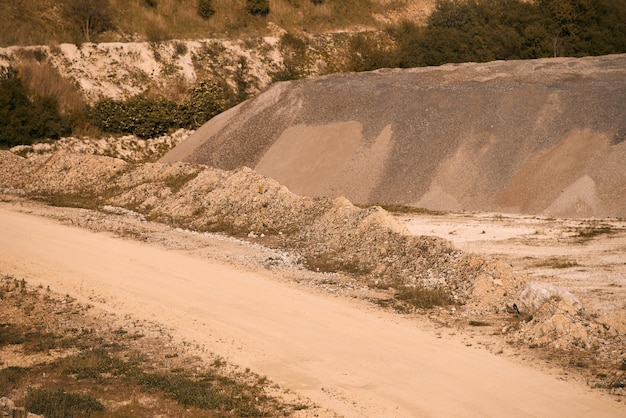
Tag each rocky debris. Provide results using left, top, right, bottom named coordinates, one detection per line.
left=10, top=129, right=189, bottom=163
left=0, top=149, right=521, bottom=308
left=516, top=281, right=583, bottom=314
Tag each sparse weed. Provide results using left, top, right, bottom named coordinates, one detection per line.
left=361, top=204, right=446, bottom=216
left=394, top=285, right=456, bottom=309
left=574, top=224, right=617, bottom=242
left=163, top=171, right=199, bottom=193
left=23, top=388, right=105, bottom=417
left=532, top=257, right=579, bottom=269
left=304, top=253, right=372, bottom=275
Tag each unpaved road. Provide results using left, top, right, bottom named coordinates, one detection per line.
left=1, top=206, right=624, bottom=417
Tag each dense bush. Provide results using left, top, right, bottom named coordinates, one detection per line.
left=0, top=70, right=70, bottom=148
left=197, top=0, right=216, bottom=20
left=270, top=33, right=309, bottom=81
left=89, top=80, right=232, bottom=138
left=349, top=0, right=626, bottom=71
left=247, top=0, right=270, bottom=17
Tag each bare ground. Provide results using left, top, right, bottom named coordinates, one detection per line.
left=0, top=195, right=625, bottom=417
left=0, top=140, right=625, bottom=416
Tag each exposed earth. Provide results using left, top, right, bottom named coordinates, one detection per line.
left=1, top=196, right=625, bottom=417
left=1, top=133, right=625, bottom=416
left=1, top=54, right=626, bottom=416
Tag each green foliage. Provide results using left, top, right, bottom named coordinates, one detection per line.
left=90, top=94, right=179, bottom=138
left=25, top=388, right=105, bottom=417
left=197, top=0, right=216, bottom=20
left=346, top=32, right=395, bottom=72
left=247, top=0, right=270, bottom=17
left=0, top=71, right=70, bottom=148
left=89, top=80, right=232, bottom=138
left=133, top=371, right=267, bottom=415
left=350, top=0, right=626, bottom=70
left=0, top=366, right=28, bottom=395
left=179, top=80, right=231, bottom=128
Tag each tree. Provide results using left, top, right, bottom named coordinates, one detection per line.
left=64, top=0, right=113, bottom=42
left=198, top=0, right=215, bottom=20
left=246, top=0, right=270, bottom=17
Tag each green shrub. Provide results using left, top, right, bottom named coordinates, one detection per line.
left=0, top=366, right=28, bottom=395
left=63, top=0, right=114, bottom=42
left=178, top=80, right=230, bottom=129
left=0, top=70, right=70, bottom=148
left=198, top=0, right=216, bottom=20
left=247, top=0, right=270, bottom=16
left=89, top=80, right=232, bottom=138
left=395, top=285, right=456, bottom=309
left=271, top=32, right=309, bottom=81
left=90, top=93, right=179, bottom=138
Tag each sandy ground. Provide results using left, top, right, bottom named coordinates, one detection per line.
left=1, top=203, right=624, bottom=417
left=399, top=212, right=626, bottom=314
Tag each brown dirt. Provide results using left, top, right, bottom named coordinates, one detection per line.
left=1, top=199, right=624, bottom=417
left=1, top=141, right=625, bottom=415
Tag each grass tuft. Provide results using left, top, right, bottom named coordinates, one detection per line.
left=395, top=285, right=456, bottom=309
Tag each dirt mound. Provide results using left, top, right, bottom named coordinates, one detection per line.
left=161, top=54, right=626, bottom=218
left=0, top=150, right=522, bottom=307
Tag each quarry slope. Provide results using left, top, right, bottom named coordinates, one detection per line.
left=161, top=54, right=626, bottom=218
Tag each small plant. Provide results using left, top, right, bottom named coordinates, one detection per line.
left=575, top=224, right=617, bottom=241
left=468, top=320, right=491, bottom=327
left=532, top=257, right=579, bottom=269
left=0, top=366, right=28, bottom=395
left=198, top=0, right=216, bottom=20
left=173, top=41, right=188, bottom=57
left=164, top=171, right=200, bottom=193
left=247, top=0, right=270, bottom=16
left=395, top=285, right=456, bottom=309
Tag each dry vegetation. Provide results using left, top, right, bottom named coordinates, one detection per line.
left=0, top=0, right=425, bottom=47
left=0, top=275, right=317, bottom=417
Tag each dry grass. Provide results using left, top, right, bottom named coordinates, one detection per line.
left=13, top=49, right=86, bottom=113
left=532, top=257, right=579, bottom=269
left=0, top=275, right=304, bottom=417
left=0, top=0, right=393, bottom=46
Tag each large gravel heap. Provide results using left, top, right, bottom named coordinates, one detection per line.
left=162, top=54, right=626, bottom=218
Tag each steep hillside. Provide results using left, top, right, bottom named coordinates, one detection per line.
left=161, top=54, right=626, bottom=218
left=0, top=0, right=431, bottom=47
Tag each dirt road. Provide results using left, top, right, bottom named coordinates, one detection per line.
left=1, top=206, right=623, bottom=417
